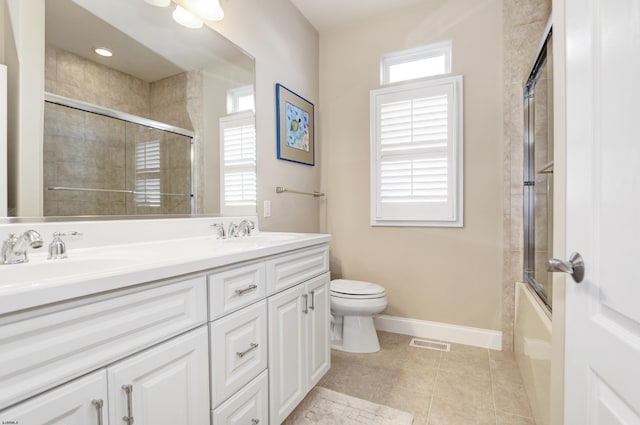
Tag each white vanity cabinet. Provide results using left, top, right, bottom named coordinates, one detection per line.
left=268, top=272, right=331, bottom=425
left=208, top=244, right=330, bottom=425
left=0, top=227, right=331, bottom=425
left=0, top=326, right=209, bottom=425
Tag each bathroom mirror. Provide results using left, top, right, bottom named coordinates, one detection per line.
left=8, top=0, right=256, bottom=218
left=523, top=26, right=553, bottom=310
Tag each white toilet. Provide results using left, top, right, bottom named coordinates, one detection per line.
left=330, top=279, right=388, bottom=353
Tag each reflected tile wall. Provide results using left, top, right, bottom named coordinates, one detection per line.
left=46, top=45, right=150, bottom=118
left=44, top=45, right=196, bottom=216
left=502, top=0, right=551, bottom=351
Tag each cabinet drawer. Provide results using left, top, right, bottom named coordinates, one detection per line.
left=0, top=276, right=206, bottom=410
left=266, top=244, right=329, bottom=295
left=212, top=370, right=268, bottom=425
left=210, top=300, right=268, bottom=407
left=208, top=262, right=266, bottom=320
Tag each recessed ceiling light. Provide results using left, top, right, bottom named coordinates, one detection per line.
left=94, top=47, right=113, bottom=57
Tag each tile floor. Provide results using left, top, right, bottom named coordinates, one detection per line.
left=317, top=332, right=535, bottom=425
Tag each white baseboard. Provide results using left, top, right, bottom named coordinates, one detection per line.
left=373, top=314, right=503, bottom=351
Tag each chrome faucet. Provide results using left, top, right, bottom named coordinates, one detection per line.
left=1, top=230, right=44, bottom=264
left=211, top=223, right=226, bottom=239
left=227, top=222, right=240, bottom=238
left=237, top=219, right=255, bottom=237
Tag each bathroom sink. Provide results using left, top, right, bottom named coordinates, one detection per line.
left=0, top=255, right=141, bottom=286
left=220, top=232, right=309, bottom=247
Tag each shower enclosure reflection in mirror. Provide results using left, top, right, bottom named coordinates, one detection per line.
left=523, top=22, right=554, bottom=311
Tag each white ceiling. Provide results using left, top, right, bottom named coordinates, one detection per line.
left=290, top=0, right=426, bottom=32
left=46, top=0, right=243, bottom=82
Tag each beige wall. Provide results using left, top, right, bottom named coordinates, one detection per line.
left=209, top=0, right=320, bottom=232
left=319, top=0, right=503, bottom=331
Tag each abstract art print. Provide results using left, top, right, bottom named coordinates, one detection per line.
left=276, top=83, right=314, bottom=165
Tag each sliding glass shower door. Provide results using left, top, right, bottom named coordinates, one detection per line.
left=43, top=101, right=193, bottom=216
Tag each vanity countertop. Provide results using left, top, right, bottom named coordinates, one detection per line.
left=0, top=229, right=331, bottom=316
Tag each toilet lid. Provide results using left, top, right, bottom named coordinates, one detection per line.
left=330, top=279, right=385, bottom=296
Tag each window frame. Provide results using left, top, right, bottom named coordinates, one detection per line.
left=380, top=41, right=452, bottom=86
left=370, top=75, right=464, bottom=227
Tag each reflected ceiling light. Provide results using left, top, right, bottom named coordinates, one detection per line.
left=191, top=0, right=224, bottom=21
left=144, top=0, right=171, bottom=6
left=94, top=47, right=113, bottom=57
left=172, top=5, right=203, bottom=28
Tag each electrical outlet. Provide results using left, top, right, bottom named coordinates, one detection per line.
left=263, top=200, right=271, bottom=217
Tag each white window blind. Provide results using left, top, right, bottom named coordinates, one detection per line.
left=220, top=112, right=256, bottom=214
left=370, top=75, right=463, bottom=226
left=135, top=141, right=161, bottom=207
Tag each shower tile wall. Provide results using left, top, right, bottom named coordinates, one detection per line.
left=44, top=46, right=197, bottom=216
left=502, top=0, right=551, bottom=350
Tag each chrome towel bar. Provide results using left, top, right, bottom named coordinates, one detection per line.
left=275, top=186, right=324, bottom=197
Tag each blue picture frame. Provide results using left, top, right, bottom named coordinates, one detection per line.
left=276, top=83, right=315, bottom=166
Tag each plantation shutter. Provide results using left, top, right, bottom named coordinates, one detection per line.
left=220, top=112, right=256, bottom=214
left=135, top=141, right=161, bottom=207
left=370, top=76, right=463, bottom=226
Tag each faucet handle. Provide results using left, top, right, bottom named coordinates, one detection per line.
left=228, top=223, right=239, bottom=238
left=211, top=223, right=226, bottom=239
left=48, top=232, right=67, bottom=260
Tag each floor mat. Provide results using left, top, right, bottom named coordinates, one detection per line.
left=283, top=386, right=414, bottom=425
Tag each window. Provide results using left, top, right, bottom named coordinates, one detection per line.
left=220, top=112, right=256, bottom=214
left=135, top=141, right=161, bottom=207
left=227, top=85, right=255, bottom=114
left=370, top=75, right=463, bottom=227
left=381, top=41, right=451, bottom=85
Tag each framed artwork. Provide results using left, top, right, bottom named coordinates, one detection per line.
left=276, top=83, right=314, bottom=166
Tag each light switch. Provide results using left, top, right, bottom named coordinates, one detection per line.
left=263, top=200, right=271, bottom=217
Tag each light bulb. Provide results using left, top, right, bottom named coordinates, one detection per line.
left=144, top=0, right=171, bottom=6
left=191, top=0, right=224, bottom=21
left=172, top=5, right=203, bottom=28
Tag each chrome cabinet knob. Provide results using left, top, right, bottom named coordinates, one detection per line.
left=547, top=252, right=585, bottom=283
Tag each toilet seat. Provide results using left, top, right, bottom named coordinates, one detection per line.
left=330, top=279, right=385, bottom=298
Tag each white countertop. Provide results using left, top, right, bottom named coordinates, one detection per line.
left=0, top=218, right=331, bottom=315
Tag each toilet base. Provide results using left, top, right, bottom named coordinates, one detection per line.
left=331, top=315, right=380, bottom=353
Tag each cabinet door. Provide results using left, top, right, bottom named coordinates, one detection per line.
left=306, top=272, right=331, bottom=388
left=107, top=326, right=209, bottom=425
left=0, top=370, right=108, bottom=425
left=268, top=284, right=307, bottom=425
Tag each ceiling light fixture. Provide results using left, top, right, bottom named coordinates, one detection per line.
left=144, top=0, right=171, bottom=6
left=191, top=0, right=224, bottom=21
left=94, top=47, right=113, bottom=57
left=172, top=5, right=203, bottom=28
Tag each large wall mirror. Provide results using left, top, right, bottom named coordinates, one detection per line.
left=8, top=0, right=256, bottom=218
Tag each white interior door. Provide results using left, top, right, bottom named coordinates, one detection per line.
left=564, top=0, right=640, bottom=422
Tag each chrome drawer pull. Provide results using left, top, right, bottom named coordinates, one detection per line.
left=251, top=419, right=260, bottom=425
left=302, top=294, right=308, bottom=314
left=122, top=384, right=134, bottom=425
left=236, top=342, right=259, bottom=358
left=92, top=399, right=104, bottom=425
left=235, top=284, right=258, bottom=295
